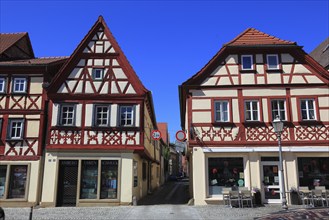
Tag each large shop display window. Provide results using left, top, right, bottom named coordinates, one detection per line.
left=80, top=160, right=119, bottom=200
left=208, top=158, right=244, bottom=196
left=298, top=157, right=329, bottom=189
left=8, top=165, right=28, bottom=199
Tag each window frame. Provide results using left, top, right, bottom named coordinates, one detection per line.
left=12, top=77, right=27, bottom=93
left=214, top=100, right=230, bottom=123
left=270, top=99, right=287, bottom=121
left=94, top=105, right=110, bottom=127
left=7, top=119, right=24, bottom=140
left=244, top=100, right=260, bottom=122
left=300, top=99, right=317, bottom=121
left=59, top=104, right=76, bottom=126
left=92, top=68, right=104, bottom=80
left=266, top=54, right=279, bottom=70
left=119, top=105, right=134, bottom=127
left=0, top=77, right=6, bottom=93
left=241, top=55, right=254, bottom=70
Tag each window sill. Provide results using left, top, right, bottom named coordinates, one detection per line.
left=243, top=121, right=266, bottom=126
left=5, top=138, right=24, bottom=141
left=266, top=69, right=283, bottom=73
left=212, top=122, right=235, bottom=126
left=240, top=69, right=256, bottom=74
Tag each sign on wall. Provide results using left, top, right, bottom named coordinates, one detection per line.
left=151, top=130, right=161, bottom=140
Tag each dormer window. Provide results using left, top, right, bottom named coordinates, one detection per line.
left=241, top=55, right=253, bottom=70
left=0, top=78, right=5, bottom=93
left=267, top=54, right=279, bottom=70
left=13, top=77, right=27, bottom=93
left=92, top=69, right=104, bottom=80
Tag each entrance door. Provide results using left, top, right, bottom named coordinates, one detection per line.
left=56, top=160, right=78, bottom=207
left=261, top=162, right=281, bottom=203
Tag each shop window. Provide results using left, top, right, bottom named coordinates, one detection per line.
left=8, top=119, right=24, bottom=140
left=80, top=160, right=98, bottom=199
left=271, top=100, right=286, bottom=121
left=8, top=165, right=28, bottom=199
left=208, top=158, right=244, bottom=196
left=214, top=101, right=229, bottom=122
left=0, top=165, right=7, bottom=198
left=241, top=55, right=253, bottom=70
left=245, top=100, right=259, bottom=121
left=94, top=105, right=110, bottom=126
left=119, top=106, right=134, bottom=126
left=100, top=160, right=118, bottom=199
left=297, top=157, right=329, bottom=189
left=300, top=99, right=316, bottom=120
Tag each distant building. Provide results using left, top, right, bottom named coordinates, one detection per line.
left=179, top=28, right=329, bottom=205
left=310, top=37, right=329, bottom=70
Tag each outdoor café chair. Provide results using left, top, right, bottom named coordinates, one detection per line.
left=222, top=187, right=232, bottom=206
left=240, top=190, right=253, bottom=208
left=298, top=186, right=313, bottom=207
left=312, top=189, right=325, bottom=207
left=229, top=190, right=241, bottom=208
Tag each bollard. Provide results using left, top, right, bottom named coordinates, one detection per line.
left=132, top=196, right=137, bottom=206
left=29, top=206, right=33, bottom=220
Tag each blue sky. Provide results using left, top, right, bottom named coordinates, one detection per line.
left=1, top=0, right=328, bottom=142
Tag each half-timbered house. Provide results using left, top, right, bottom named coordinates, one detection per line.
left=0, top=33, right=67, bottom=206
left=179, top=28, right=329, bottom=205
left=40, top=16, right=160, bottom=207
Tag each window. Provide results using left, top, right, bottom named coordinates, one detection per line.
left=0, top=78, right=5, bottom=93
left=80, top=160, right=119, bottom=200
left=208, top=158, right=244, bottom=196
left=271, top=100, right=286, bottom=120
left=92, top=69, right=104, bottom=80
left=214, top=101, right=229, bottom=122
left=60, top=104, right=75, bottom=126
left=8, top=119, right=24, bottom=139
left=245, top=101, right=259, bottom=121
left=0, top=165, right=7, bottom=199
left=8, top=165, right=28, bottom=199
left=120, top=106, right=134, bottom=126
left=297, top=157, right=329, bottom=189
left=12, top=77, right=27, bottom=93
left=241, top=55, right=253, bottom=70
left=95, top=105, right=110, bottom=126
left=301, top=99, right=316, bottom=120
left=267, top=54, right=279, bottom=70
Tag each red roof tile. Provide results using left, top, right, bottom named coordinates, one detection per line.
left=0, top=33, right=27, bottom=54
left=0, top=57, right=68, bottom=66
left=224, top=28, right=295, bottom=46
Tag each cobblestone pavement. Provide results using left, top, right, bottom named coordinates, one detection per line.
left=3, top=205, right=329, bottom=220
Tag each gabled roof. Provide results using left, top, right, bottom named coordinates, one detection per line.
left=48, top=16, right=148, bottom=95
left=0, top=32, right=34, bottom=59
left=224, top=28, right=296, bottom=46
left=0, top=57, right=68, bottom=66
left=310, top=37, right=329, bottom=70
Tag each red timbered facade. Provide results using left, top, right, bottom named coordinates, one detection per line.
left=40, top=16, right=160, bottom=207
left=179, top=28, right=329, bottom=205
left=0, top=33, right=67, bottom=206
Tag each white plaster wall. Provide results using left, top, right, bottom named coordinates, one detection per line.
left=305, top=76, right=325, bottom=84
left=111, top=104, right=118, bottom=127
left=227, top=65, right=239, bottom=75
left=68, top=68, right=83, bottom=79
left=192, top=99, right=211, bottom=110
left=320, top=110, right=329, bottom=121
left=41, top=153, right=58, bottom=204
left=26, top=115, right=40, bottom=119
left=192, top=147, right=207, bottom=205
left=319, top=97, right=329, bottom=107
left=30, top=77, right=43, bottom=94
left=232, top=99, right=240, bottom=123
left=267, top=74, right=281, bottom=84
left=76, top=104, right=82, bottom=127
left=191, top=90, right=237, bottom=97
left=291, top=76, right=305, bottom=84
left=225, top=55, right=238, bottom=64
left=256, top=65, right=264, bottom=74
left=211, top=65, right=227, bottom=76
left=201, top=77, right=217, bottom=86
left=282, top=64, right=292, bottom=74
left=26, top=120, right=40, bottom=137
left=291, top=98, right=298, bottom=122
left=241, top=74, right=255, bottom=84
left=293, top=64, right=311, bottom=73
left=262, top=98, right=268, bottom=122
left=192, top=112, right=212, bottom=123
left=218, top=77, right=233, bottom=85
left=243, top=89, right=286, bottom=97
left=290, top=88, right=329, bottom=96
left=120, top=153, right=133, bottom=203
left=135, top=104, right=140, bottom=127
left=51, top=103, right=59, bottom=126
left=85, top=104, right=93, bottom=127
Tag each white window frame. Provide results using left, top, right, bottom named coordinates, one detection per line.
left=267, top=54, right=279, bottom=70
left=119, top=106, right=134, bottom=126
left=245, top=100, right=259, bottom=121
left=214, top=101, right=229, bottom=122
left=241, top=55, right=253, bottom=70
left=271, top=100, right=286, bottom=121
left=60, top=104, right=75, bottom=126
left=300, top=99, right=316, bottom=120
left=12, top=77, right=27, bottom=93
left=8, top=119, right=24, bottom=139
left=92, top=68, right=104, bottom=80
left=0, top=77, right=6, bottom=93
left=94, top=105, right=110, bottom=126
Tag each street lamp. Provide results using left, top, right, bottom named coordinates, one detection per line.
left=272, top=115, right=288, bottom=210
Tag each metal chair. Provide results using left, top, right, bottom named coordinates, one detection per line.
left=240, top=190, right=253, bottom=208
left=298, top=186, right=313, bottom=207
left=222, top=187, right=231, bottom=206
left=229, top=190, right=241, bottom=208
left=312, top=189, right=325, bottom=207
